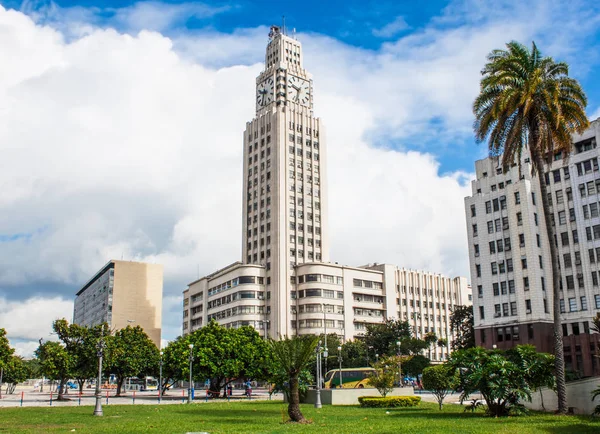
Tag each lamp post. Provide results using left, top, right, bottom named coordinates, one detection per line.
left=396, top=341, right=402, bottom=387
left=367, top=345, right=373, bottom=366
left=375, top=353, right=379, bottom=363
left=93, top=338, right=106, bottom=416
left=38, top=338, right=45, bottom=393
left=188, top=344, right=194, bottom=403
left=337, top=346, right=343, bottom=388
left=323, top=304, right=328, bottom=378
left=314, top=341, right=322, bottom=408
left=159, top=350, right=163, bottom=401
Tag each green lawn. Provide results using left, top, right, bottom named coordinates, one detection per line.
left=0, top=401, right=598, bottom=433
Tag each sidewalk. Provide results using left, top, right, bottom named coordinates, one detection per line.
left=0, top=386, right=283, bottom=408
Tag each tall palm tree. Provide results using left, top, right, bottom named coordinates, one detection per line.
left=473, top=41, right=589, bottom=414
left=269, top=335, right=318, bottom=423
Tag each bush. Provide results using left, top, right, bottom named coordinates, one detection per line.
left=358, top=396, right=421, bottom=408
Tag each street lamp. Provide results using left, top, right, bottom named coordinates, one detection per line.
left=159, top=350, right=163, bottom=402
left=337, top=346, right=343, bottom=388
left=314, top=341, right=322, bottom=408
left=323, top=304, right=328, bottom=378
left=396, top=341, right=402, bottom=387
left=93, top=338, right=106, bottom=416
left=375, top=353, right=379, bottom=363
left=38, top=338, right=45, bottom=393
left=188, top=344, right=194, bottom=403
left=367, top=346, right=373, bottom=366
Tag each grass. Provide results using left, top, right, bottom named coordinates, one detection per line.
left=0, top=401, right=598, bottom=433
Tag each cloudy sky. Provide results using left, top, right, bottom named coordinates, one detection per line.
left=1, top=0, right=600, bottom=356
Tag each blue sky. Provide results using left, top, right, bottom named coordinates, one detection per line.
left=1, top=0, right=600, bottom=354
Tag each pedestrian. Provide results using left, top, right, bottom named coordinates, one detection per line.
left=245, top=380, right=252, bottom=397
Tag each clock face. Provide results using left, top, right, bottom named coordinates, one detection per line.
left=287, top=76, right=310, bottom=105
left=256, top=77, right=274, bottom=106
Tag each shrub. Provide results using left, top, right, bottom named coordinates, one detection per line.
left=358, top=396, right=421, bottom=408
left=422, top=364, right=458, bottom=410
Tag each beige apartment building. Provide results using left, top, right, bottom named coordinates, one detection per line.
left=74, top=260, right=163, bottom=348
left=182, top=25, right=471, bottom=361
left=464, top=118, right=600, bottom=376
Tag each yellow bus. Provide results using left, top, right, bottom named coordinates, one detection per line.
left=324, top=368, right=375, bottom=389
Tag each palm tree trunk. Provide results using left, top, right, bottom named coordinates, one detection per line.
left=287, top=375, right=305, bottom=422
left=533, top=152, right=568, bottom=414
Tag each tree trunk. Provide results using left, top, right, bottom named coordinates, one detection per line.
left=57, top=378, right=66, bottom=400
left=533, top=151, right=567, bottom=414
left=77, top=379, right=84, bottom=394
left=115, top=376, right=125, bottom=396
left=287, top=375, right=306, bottom=423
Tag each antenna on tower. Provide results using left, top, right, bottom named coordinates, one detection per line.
left=282, top=15, right=286, bottom=35
left=293, top=28, right=296, bottom=39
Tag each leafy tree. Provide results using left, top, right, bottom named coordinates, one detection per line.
left=449, top=305, right=474, bottom=351
left=158, top=336, right=188, bottom=395
left=269, top=335, right=318, bottom=423
left=2, top=356, right=32, bottom=395
left=187, top=321, right=271, bottom=396
left=449, top=345, right=554, bottom=416
left=53, top=319, right=107, bottom=393
left=270, top=368, right=313, bottom=401
left=105, top=325, right=159, bottom=396
left=423, top=332, right=437, bottom=359
left=0, top=328, right=14, bottom=369
left=364, top=319, right=411, bottom=357
left=473, top=40, right=589, bottom=414
left=36, top=341, right=73, bottom=400
left=340, top=339, right=367, bottom=368
left=422, top=364, right=458, bottom=410
left=403, top=354, right=430, bottom=377
left=366, top=356, right=397, bottom=397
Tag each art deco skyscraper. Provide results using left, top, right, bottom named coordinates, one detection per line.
left=241, top=26, right=330, bottom=336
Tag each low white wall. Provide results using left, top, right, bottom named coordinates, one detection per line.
left=525, top=377, right=600, bottom=415
left=303, top=387, right=414, bottom=405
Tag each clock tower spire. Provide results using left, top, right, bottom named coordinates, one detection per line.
left=242, top=26, right=328, bottom=338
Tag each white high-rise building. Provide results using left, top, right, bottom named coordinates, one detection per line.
left=182, top=26, right=470, bottom=360
left=464, top=118, right=600, bottom=377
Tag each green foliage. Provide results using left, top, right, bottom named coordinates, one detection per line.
left=52, top=319, right=107, bottom=392
left=449, top=305, right=475, bottom=351
left=358, top=395, right=421, bottom=408
left=340, top=339, right=367, bottom=368
left=402, top=354, right=430, bottom=377
left=1, top=356, right=32, bottom=394
left=105, top=325, right=159, bottom=396
left=268, top=335, right=318, bottom=422
left=591, top=385, right=600, bottom=416
left=270, top=368, right=313, bottom=401
left=364, top=319, right=411, bottom=357
left=0, top=328, right=14, bottom=368
left=422, top=364, right=458, bottom=410
left=35, top=341, right=74, bottom=400
left=366, top=356, right=400, bottom=397
left=449, top=345, right=554, bottom=417
left=186, top=321, right=271, bottom=394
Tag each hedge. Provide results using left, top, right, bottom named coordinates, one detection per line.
left=358, top=396, right=421, bottom=408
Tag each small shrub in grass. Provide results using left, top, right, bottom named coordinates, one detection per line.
left=358, top=396, right=421, bottom=408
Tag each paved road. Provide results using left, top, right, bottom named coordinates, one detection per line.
left=0, top=386, right=283, bottom=408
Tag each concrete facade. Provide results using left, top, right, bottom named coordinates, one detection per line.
left=464, top=118, right=600, bottom=376
left=74, top=260, right=163, bottom=348
left=182, top=26, right=471, bottom=361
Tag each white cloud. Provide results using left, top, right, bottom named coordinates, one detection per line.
left=372, top=16, right=409, bottom=38
left=0, top=0, right=598, bottom=348
left=0, top=296, right=73, bottom=342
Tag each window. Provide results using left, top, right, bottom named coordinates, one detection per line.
left=473, top=224, right=478, bottom=237
left=556, top=189, right=564, bottom=204
left=521, top=257, right=528, bottom=269
left=474, top=244, right=480, bottom=256
left=525, top=299, right=532, bottom=313
left=495, top=304, right=501, bottom=318
left=470, top=205, right=476, bottom=217
left=495, top=218, right=501, bottom=232
left=510, top=301, right=517, bottom=316
left=507, top=258, right=513, bottom=272
left=502, top=303, right=509, bottom=316
left=595, top=294, right=600, bottom=309
left=500, top=281, right=507, bottom=294
left=566, top=275, right=574, bottom=289
left=487, top=221, right=494, bottom=234
left=504, top=237, right=511, bottom=251
left=485, top=201, right=492, bottom=213
left=476, top=264, right=481, bottom=277
left=581, top=296, right=588, bottom=311
left=584, top=205, right=590, bottom=219
left=491, top=262, right=498, bottom=275
left=553, top=170, right=561, bottom=183
left=493, top=198, right=500, bottom=212
left=561, top=232, right=569, bottom=246
left=508, top=280, right=515, bottom=293
left=564, top=253, right=572, bottom=268
left=558, top=211, right=566, bottom=225
left=477, top=285, right=483, bottom=298
left=560, top=299, right=566, bottom=313
left=539, top=255, right=543, bottom=269
left=489, top=241, right=496, bottom=254
left=569, top=297, right=577, bottom=312
left=573, top=229, right=579, bottom=243
left=517, top=212, right=523, bottom=225
left=519, top=233, right=525, bottom=247
left=479, top=306, right=485, bottom=319
left=514, top=192, right=521, bottom=204
left=592, top=271, right=598, bottom=286
left=523, top=276, right=529, bottom=290
left=493, top=283, right=499, bottom=296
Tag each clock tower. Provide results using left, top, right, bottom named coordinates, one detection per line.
left=242, top=26, right=329, bottom=338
